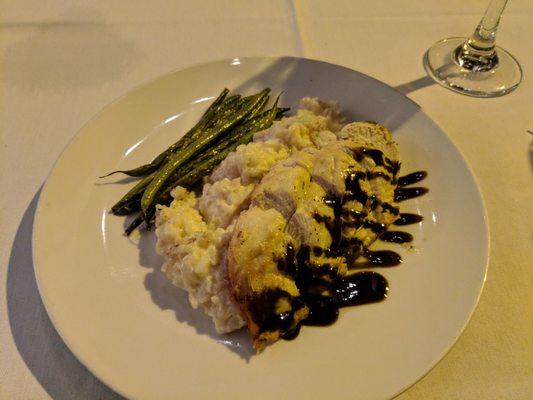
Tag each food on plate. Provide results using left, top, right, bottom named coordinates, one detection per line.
left=152, top=96, right=428, bottom=350
left=104, top=88, right=289, bottom=235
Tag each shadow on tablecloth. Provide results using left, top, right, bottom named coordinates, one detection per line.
left=1, top=7, right=138, bottom=92
left=393, top=75, right=436, bottom=96
left=6, top=189, right=125, bottom=400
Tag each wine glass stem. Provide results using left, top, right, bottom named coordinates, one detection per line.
left=455, top=0, right=509, bottom=72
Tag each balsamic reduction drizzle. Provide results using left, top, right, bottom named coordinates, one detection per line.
left=394, top=213, right=423, bottom=226
left=302, top=294, right=340, bottom=326
left=394, top=187, right=429, bottom=202
left=299, top=272, right=389, bottom=327
left=281, top=324, right=301, bottom=340
left=398, top=171, right=427, bottom=187
left=254, top=167, right=428, bottom=342
left=364, top=250, right=402, bottom=267
left=395, top=170, right=429, bottom=202
left=379, top=231, right=413, bottom=244
left=333, top=272, right=389, bottom=307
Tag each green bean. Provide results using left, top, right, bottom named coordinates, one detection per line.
left=167, top=91, right=236, bottom=146
left=153, top=99, right=279, bottom=208
left=114, top=106, right=283, bottom=217
left=116, top=104, right=289, bottom=219
left=276, top=107, right=290, bottom=117
left=110, top=172, right=155, bottom=214
left=162, top=104, right=285, bottom=185
left=122, top=92, right=286, bottom=234
left=125, top=213, right=147, bottom=236
left=209, top=90, right=271, bottom=125
left=162, top=99, right=280, bottom=192
left=197, top=95, right=240, bottom=133
left=242, top=95, right=268, bottom=123
left=204, top=99, right=247, bottom=131
left=128, top=94, right=241, bottom=182
left=111, top=196, right=141, bottom=216
left=100, top=88, right=230, bottom=178
left=140, top=89, right=270, bottom=214
left=152, top=131, right=256, bottom=213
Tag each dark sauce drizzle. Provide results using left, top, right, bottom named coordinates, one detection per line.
left=394, top=169, right=429, bottom=202
left=379, top=231, right=413, bottom=244
left=394, top=187, right=429, bottom=202
left=394, top=213, right=423, bottom=226
left=364, top=250, right=402, bottom=267
left=249, top=164, right=428, bottom=342
left=398, top=171, right=427, bottom=187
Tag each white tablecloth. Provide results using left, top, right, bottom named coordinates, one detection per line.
left=1, top=1, right=531, bottom=399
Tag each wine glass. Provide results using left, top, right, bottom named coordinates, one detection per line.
left=424, top=0, right=522, bottom=97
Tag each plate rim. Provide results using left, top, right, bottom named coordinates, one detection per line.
left=32, top=55, right=490, bottom=399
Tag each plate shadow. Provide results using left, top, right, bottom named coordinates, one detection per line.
left=137, top=230, right=254, bottom=362
left=7, top=189, right=125, bottom=400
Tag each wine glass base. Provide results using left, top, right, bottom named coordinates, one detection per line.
left=424, top=37, right=523, bottom=98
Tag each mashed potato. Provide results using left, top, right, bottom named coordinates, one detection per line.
left=155, top=98, right=346, bottom=333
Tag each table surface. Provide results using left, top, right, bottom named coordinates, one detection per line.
left=1, top=1, right=532, bottom=399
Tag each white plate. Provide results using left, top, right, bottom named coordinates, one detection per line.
left=33, top=57, right=488, bottom=400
